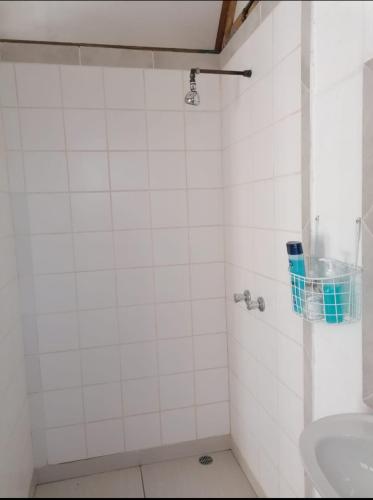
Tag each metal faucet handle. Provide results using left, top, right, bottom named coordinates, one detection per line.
left=234, top=290, right=251, bottom=303
left=233, top=289, right=265, bottom=312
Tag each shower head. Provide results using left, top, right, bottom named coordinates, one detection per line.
left=185, top=67, right=252, bottom=106
left=185, top=68, right=200, bottom=106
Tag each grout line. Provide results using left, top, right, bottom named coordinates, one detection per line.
left=182, top=71, right=199, bottom=441
left=58, top=63, right=88, bottom=460
left=101, top=64, right=127, bottom=454
left=140, top=464, right=146, bottom=498
left=143, top=66, right=163, bottom=447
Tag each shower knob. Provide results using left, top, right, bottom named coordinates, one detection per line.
left=233, top=290, right=265, bottom=312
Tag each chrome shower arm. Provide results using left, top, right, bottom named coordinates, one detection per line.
left=191, top=68, right=252, bottom=78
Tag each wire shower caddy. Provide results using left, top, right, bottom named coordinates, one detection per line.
left=289, top=218, right=362, bottom=324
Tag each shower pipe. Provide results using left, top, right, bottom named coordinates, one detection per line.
left=185, top=68, right=252, bottom=105
left=190, top=68, right=252, bottom=78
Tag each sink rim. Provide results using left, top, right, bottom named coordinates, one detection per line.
left=299, top=413, right=373, bottom=498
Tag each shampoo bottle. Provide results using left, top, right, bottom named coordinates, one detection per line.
left=287, top=241, right=306, bottom=314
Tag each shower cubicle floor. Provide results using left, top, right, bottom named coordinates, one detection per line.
left=34, top=451, right=256, bottom=498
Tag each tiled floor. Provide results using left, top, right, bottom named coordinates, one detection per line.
left=34, top=451, right=256, bottom=498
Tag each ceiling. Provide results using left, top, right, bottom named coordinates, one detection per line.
left=0, top=1, right=223, bottom=51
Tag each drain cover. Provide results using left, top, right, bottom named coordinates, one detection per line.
left=199, top=455, right=213, bottom=466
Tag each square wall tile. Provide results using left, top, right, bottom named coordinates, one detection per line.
left=25, top=355, right=42, bottom=394
left=274, top=48, right=301, bottom=121
left=107, top=110, right=147, bottom=150
left=278, top=335, right=303, bottom=397
left=24, top=152, right=68, bottom=193
left=64, top=110, right=106, bottom=151
left=156, top=302, right=192, bottom=339
left=35, top=273, right=76, bottom=314
left=185, top=112, right=221, bottom=150
left=124, top=413, right=161, bottom=451
left=61, top=66, right=104, bottom=108
left=114, top=230, right=153, bottom=269
left=2, top=108, right=21, bottom=150
left=40, top=351, right=81, bottom=390
left=160, top=372, right=195, bottom=411
left=186, top=151, right=222, bottom=188
left=195, top=368, right=229, bottom=405
left=121, top=341, right=158, bottom=380
left=145, top=69, right=183, bottom=110
left=28, top=194, right=71, bottom=234
left=110, top=152, right=148, bottom=191
left=197, top=402, right=230, bottom=439
left=67, top=152, right=109, bottom=192
left=20, top=109, right=65, bottom=151
left=112, top=192, right=151, bottom=230
left=31, top=234, right=74, bottom=274
left=118, top=304, right=156, bottom=343
left=192, top=298, right=226, bottom=335
left=44, top=388, right=84, bottom=428
left=252, top=228, right=276, bottom=279
left=161, top=407, right=196, bottom=445
left=149, top=151, right=186, bottom=189
left=71, top=193, right=112, bottom=232
left=278, top=382, right=304, bottom=443
left=83, top=383, right=123, bottom=422
left=74, top=232, right=115, bottom=272
left=274, top=112, right=301, bottom=177
left=154, top=265, right=190, bottom=303
left=147, top=111, right=184, bottom=150
left=117, top=268, right=154, bottom=306
left=81, top=346, right=121, bottom=385
left=273, top=1, right=301, bottom=64
left=279, top=431, right=305, bottom=497
left=86, top=419, right=124, bottom=458
left=7, top=151, right=24, bottom=192
left=189, top=227, right=224, bottom=263
left=158, top=337, right=194, bottom=375
left=188, top=190, right=223, bottom=227
left=123, top=378, right=160, bottom=416
left=250, top=73, right=273, bottom=135
left=76, top=270, right=116, bottom=310
left=250, top=127, right=274, bottom=181
left=0, top=63, right=17, bottom=106
left=16, top=64, right=61, bottom=107
left=79, top=308, right=119, bottom=348
left=151, top=191, right=187, bottom=228
left=252, top=180, right=275, bottom=229
left=46, top=425, right=86, bottom=465
left=104, top=67, right=145, bottom=109
left=152, top=228, right=189, bottom=266
left=37, top=312, right=79, bottom=353
left=190, top=263, right=225, bottom=299
left=194, top=333, right=227, bottom=370
left=274, top=174, right=302, bottom=232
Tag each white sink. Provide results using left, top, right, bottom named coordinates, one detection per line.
left=300, top=414, right=373, bottom=498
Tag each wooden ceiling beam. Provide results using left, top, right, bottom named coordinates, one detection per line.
left=229, top=0, right=259, bottom=42
left=215, top=0, right=237, bottom=52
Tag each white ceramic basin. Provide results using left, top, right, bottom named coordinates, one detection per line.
left=300, top=414, right=373, bottom=498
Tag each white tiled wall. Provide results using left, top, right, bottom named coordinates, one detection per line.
left=221, top=2, right=305, bottom=497
left=0, top=68, right=34, bottom=496
left=1, top=62, right=229, bottom=467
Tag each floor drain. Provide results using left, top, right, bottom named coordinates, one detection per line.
left=199, top=455, right=213, bottom=466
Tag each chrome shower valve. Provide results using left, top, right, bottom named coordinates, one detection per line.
left=233, top=289, right=265, bottom=312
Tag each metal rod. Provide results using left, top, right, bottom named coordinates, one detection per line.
left=191, top=67, right=252, bottom=78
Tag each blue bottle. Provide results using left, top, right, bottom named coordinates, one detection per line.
left=287, top=241, right=306, bottom=314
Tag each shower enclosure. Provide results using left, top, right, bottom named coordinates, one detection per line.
left=0, top=1, right=305, bottom=496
